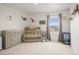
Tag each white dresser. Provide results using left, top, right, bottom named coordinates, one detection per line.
left=0, top=36, right=2, bottom=50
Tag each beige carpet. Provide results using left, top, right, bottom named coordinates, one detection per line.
left=0, top=42, right=73, bottom=55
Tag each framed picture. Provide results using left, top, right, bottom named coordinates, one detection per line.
left=39, top=20, right=46, bottom=25
left=21, top=16, right=27, bottom=21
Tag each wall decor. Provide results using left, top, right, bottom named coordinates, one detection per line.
left=39, top=20, right=46, bottom=25
left=21, top=16, right=27, bottom=21
left=31, top=17, right=35, bottom=22
left=9, top=16, right=12, bottom=21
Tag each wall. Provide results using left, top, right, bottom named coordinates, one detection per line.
left=28, top=9, right=70, bottom=32
left=0, top=5, right=29, bottom=31
left=71, top=13, right=79, bottom=54
left=0, top=5, right=70, bottom=33
left=70, top=4, right=79, bottom=54
left=28, top=13, right=47, bottom=31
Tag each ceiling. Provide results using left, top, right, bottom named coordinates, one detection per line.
left=0, top=3, right=75, bottom=13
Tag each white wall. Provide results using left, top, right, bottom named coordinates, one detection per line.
left=0, top=5, right=29, bottom=31
left=70, top=4, right=79, bottom=54
left=28, top=13, right=47, bottom=31
left=28, top=9, right=70, bottom=32
left=71, top=13, right=79, bottom=54
left=0, top=5, right=70, bottom=33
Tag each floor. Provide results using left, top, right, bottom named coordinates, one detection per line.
left=0, top=42, right=73, bottom=55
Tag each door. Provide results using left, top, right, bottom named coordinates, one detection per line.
left=48, top=16, right=60, bottom=42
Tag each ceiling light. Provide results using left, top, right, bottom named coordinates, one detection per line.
left=34, top=3, right=38, bottom=5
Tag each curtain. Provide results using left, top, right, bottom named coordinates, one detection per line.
left=47, top=15, right=51, bottom=41
left=58, top=13, right=63, bottom=42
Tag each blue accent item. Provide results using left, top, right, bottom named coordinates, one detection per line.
left=63, top=32, right=70, bottom=44
left=64, top=34, right=69, bottom=41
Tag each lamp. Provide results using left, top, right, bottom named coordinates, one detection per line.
left=71, top=4, right=79, bottom=15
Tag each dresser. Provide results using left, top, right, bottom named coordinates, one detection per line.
left=0, top=36, right=2, bottom=50
left=1, top=30, right=22, bottom=49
